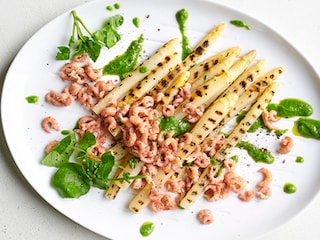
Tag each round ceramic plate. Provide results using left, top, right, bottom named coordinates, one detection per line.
left=1, top=0, right=320, bottom=239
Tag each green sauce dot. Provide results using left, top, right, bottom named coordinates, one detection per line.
left=139, top=66, right=148, bottom=73
left=114, top=3, right=121, bottom=9
left=296, top=156, right=304, bottom=163
left=106, top=5, right=113, bottom=11
left=283, top=182, right=297, bottom=194
left=133, top=17, right=140, bottom=28
left=25, top=95, right=39, bottom=104
left=140, top=221, right=155, bottom=237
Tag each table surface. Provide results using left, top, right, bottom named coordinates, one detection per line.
left=1, top=0, right=319, bottom=239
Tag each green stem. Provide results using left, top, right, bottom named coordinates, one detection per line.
left=71, top=10, right=94, bottom=37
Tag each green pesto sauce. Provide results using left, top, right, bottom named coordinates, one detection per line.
left=267, top=98, right=313, bottom=118
left=132, top=17, right=140, bottom=28
left=102, top=34, right=144, bottom=79
left=114, top=3, right=120, bottom=9
left=296, top=156, right=304, bottom=163
left=293, top=117, right=320, bottom=140
left=236, top=141, right=275, bottom=164
left=283, top=182, right=297, bottom=194
left=176, top=8, right=192, bottom=60
left=139, top=66, right=148, bottom=73
left=25, top=95, right=39, bottom=104
left=140, top=221, right=155, bottom=237
left=158, top=116, right=191, bottom=137
left=106, top=5, right=113, bottom=11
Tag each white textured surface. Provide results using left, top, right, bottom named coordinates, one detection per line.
left=0, top=0, right=319, bottom=239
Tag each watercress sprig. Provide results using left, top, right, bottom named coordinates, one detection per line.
left=41, top=131, right=145, bottom=198
left=56, top=10, right=124, bottom=62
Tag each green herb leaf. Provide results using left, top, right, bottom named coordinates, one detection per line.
left=78, top=131, right=96, bottom=150
left=230, top=20, right=250, bottom=30
left=56, top=46, right=70, bottom=60
left=96, top=151, right=115, bottom=179
left=41, top=133, right=76, bottom=167
left=52, top=162, right=90, bottom=198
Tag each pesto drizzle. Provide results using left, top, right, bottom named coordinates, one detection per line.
left=176, top=8, right=193, bottom=60
left=102, top=34, right=144, bottom=79
left=236, top=141, right=275, bottom=164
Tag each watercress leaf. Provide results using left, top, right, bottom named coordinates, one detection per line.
left=230, top=20, right=250, bottom=30
left=41, top=133, right=76, bottom=167
left=104, top=14, right=124, bottom=29
left=78, top=131, right=96, bottom=151
left=100, top=151, right=114, bottom=164
left=51, top=162, right=90, bottom=198
left=96, top=152, right=115, bottom=179
left=92, top=178, right=108, bottom=190
left=92, top=29, right=104, bottom=42
left=85, top=38, right=102, bottom=62
left=56, top=46, right=70, bottom=60
left=103, top=27, right=121, bottom=48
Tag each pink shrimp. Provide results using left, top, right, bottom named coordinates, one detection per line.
left=208, top=167, right=226, bottom=184
left=59, top=62, right=88, bottom=84
left=95, top=80, right=115, bottom=95
left=203, top=182, right=228, bottom=202
left=104, top=116, right=118, bottom=130
left=136, top=95, right=154, bottom=108
left=45, top=140, right=59, bottom=153
left=165, top=179, right=186, bottom=194
left=154, top=92, right=164, bottom=103
left=172, top=83, right=191, bottom=106
left=197, top=209, right=214, bottom=225
left=181, top=132, right=193, bottom=145
left=256, top=168, right=272, bottom=200
left=41, top=116, right=60, bottom=133
left=100, top=105, right=118, bottom=117
left=77, top=116, right=98, bottom=134
left=131, top=178, right=146, bottom=190
left=186, top=166, right=200, bottom=183
left=76, top=87, right=95, bottom=107
left=45, top=90, right=73, bottom=107
left=238, top=189, right=254, bottom=202
left=64, top=82, right=82, bottom=97
left=183, top=103, right=205, bottom=123
left=256, top=186, right=272, bottom=200
left=262, top=110, right=280, bottom=130
left=224, top=171, right=247, bottom=194
left=72, top=53, right=88, bottom=63
left=122, top=127, right=137, bottom=147
left=257, top=168, right=272, bottom=186
left=223, top=158, right=237, bottom=171
left=194, top=152, right=210, bottom=168
left=84, top=63, right=102, bottom=81
left=162, top=104, right=175, bottom=117
left=278, top=136, right=294, bottom=154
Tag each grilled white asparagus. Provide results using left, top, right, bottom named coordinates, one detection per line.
left=179, top=82, right=280, bottom=209
left=174, top=50, right=256, bottom=119
left=148, top=23, right=226, bottom=97
left=92, top=38, right=180, bottom=114
left=189, top=46, right=242, bottom=91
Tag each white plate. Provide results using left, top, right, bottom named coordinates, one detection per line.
left=1, top=0, right=320, bottom=239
